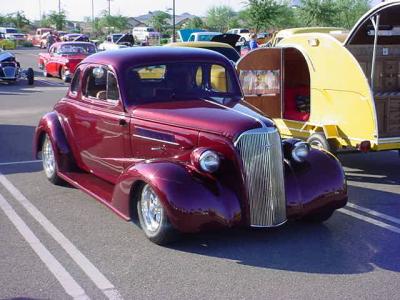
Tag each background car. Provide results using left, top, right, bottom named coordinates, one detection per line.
left=34, top=47, right=347, bottom=245
left=97, top=33, right=135, bottom=51
left=38, top=42, right=96, bottom=82
left=0, top=49, right=34, bottom=85
left=132, top=26, right=160, bottom=46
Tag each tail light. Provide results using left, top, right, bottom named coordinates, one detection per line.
left=358, top=141, right=371, bottom=153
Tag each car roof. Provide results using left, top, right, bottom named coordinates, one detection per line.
left=52, top=42, right=94, bottom=47
left=166, top=41, right=235, bottom=49
left=82, top=46, right=229, bottom=71
left=191, top=32, right=222, bottom=36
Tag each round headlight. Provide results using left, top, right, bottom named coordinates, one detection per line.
left=199, top=150, right=220, bottom=173
left=292, top=142, right=310, bottom=162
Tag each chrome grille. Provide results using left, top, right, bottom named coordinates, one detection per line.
left=235, top=128, right=286, bottom=227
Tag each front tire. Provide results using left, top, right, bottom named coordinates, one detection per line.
left=27, top=68, right=34, bottom=85
left=42, top=135, right=63, bottom=185
left=302, top=210, right=334, bottom=223
left=60, top=67, right=70, bottom=83
left=137, top=184, right=178, bottom=245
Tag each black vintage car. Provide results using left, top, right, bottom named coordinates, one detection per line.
left=0, top=49, right=34, bottom=85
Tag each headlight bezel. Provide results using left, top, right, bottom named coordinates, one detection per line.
left=191, top=148, right=221, bottom=174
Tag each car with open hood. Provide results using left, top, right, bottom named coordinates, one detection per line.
left=38, top=41, right=97, bottom=82
left=34, top=47, right=347, bottom=245
left=0, top=49, right=34, bottom=85
left=97, top=33, right=135, bottom=51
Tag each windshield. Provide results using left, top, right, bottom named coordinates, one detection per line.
left=6, top=28, right=18, bottom=33
left=147, top=28, right=155, bottom=32
left=58, top=43, right=96, bottom=55
left=125, top=62, right=241, bottom=105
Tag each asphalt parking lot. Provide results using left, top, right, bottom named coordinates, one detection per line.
left=0, top=48, right=399, bottom=300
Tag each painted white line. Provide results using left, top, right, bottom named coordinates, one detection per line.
left=36, top=79, right=66, bottom=87
left=0, top=160, right=42, bottom=166
left=0, top=173, right=124, bottom=300
left=339, top=208, right=400, bottom=234
left=0, top=193, right=90, bottom=300
left=347, top=202, right=400, bottom=225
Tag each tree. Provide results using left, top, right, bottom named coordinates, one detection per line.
left=42, top=10, right=67, bottom=30
left=298, top=0, right=338, bottom=27
left=206, top=5, right=236, bottom=32
left=184, top=17, right=205, bottom=29
left=150, top=11, right=170, bottom=33
left=335, top=0, right=370, bottom=28
left=6, top=11, right=31, bottom=30
left=98, top=10, right=129, bottom=33
left=246, top=0, right=296, bottom=31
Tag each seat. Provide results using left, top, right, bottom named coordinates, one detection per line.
left=284, top=86, right=310, bottom=121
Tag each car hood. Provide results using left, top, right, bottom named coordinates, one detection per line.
left=60, top=54, right=89, bottom=60
left=211, top=33, right=241, bottom=48
left=0, top=51, right=15, bottom=62
left=129, top=99, right=272, bottom=139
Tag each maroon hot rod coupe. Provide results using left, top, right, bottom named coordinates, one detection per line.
left=34, top=47, right=347, bottom=244
left=38, top=42, right=96, bottom=82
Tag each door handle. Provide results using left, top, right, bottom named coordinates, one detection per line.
left=119, top=119, right=127, bottom=126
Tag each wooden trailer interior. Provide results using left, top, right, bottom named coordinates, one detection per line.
left=346, top=5, right=400, bottom=138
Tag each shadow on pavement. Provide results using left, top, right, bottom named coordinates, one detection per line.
left=339, top=151, right=400, bottom=185
left=169, top=195, right=400, bottom=275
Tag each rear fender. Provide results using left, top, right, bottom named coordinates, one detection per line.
left=112, top=161, right=243, bottom=233
left=34, top=111, right=75, bottom=171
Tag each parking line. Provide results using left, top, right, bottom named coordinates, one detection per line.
left=0, top=193, right=90, bottom=300
left=347, top=202, right=400, bottom=225
left=0, top=160, right=42, bottom=166
left=0, top=173, right=124, bottom=300
left=339, top=208, right=400, bottom=234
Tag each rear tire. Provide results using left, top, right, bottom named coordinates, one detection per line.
left=137, top=184, right=178, bottom=245
left=42, top=134, right=63, bottom=185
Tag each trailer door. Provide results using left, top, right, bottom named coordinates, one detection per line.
left=237, top=48, right=283, bottom=118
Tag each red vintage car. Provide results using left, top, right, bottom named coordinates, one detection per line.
left=38, top=42, right=96, bottom=82
left=34, top=47, right=347, bottom=244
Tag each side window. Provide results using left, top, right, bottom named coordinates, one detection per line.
left=189, top=35, right=195, bottom=42
left=210, top=65, right=228, bottom=93
left=83, top=66, right=119, bottom=102
left=70, top=68, right=81, bottom=94
left=107, top=72, right=119, bottom=100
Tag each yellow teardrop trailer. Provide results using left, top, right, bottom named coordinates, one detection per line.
left=237, top=1, right=400, bottom=153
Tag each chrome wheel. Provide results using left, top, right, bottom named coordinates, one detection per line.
left=42, top=137, right=56, bottom=179
left=140, top=184, right=163, bottom=234
left=309, top=139, right=324, bottom=149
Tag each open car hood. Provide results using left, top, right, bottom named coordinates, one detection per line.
left=116, top=34, right=134, bottom=45
left=0, top=51, right=15, bottom=62
left=211, top=34, right=241, bottom=48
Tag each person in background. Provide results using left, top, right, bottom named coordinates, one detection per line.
left=46, top=32, right=56, bottom=51
left=249, top=33, right=258, bottom=50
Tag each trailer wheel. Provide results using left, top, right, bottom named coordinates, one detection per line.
left=307, top=133, right=337, bottom=154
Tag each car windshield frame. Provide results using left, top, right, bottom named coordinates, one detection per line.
left=123, top=61, right=242, bottom=107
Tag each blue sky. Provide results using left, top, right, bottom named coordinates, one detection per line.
left=2, top=0, right=247, bottom=21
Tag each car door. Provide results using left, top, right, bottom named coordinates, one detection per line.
left=46, top=45, right=58, bottom=76
left=68, top=65, right=129, bottom=183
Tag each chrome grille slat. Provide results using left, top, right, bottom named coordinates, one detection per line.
left=235, top=128, right=286, bottom=227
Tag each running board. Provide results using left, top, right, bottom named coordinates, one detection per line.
left=58, top=171, right=130, bottom=220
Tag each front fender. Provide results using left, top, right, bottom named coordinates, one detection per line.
left=34, top=111, right=74, bottom=171
left=285, top=149, right=347, bottom=218
left=112, top=161, right=243, bottom=233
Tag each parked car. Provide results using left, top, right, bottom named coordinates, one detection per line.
left=237, top=1, right=400, bottom=153
left=227, top=28, right=251, bottom=43
left=97, top=33, right=135, bottom=51
left=38, top=42, right=96, bottom=82
left=30, top=28, right=53, bottom=48
left=0, top=27, right=26, bottom=41
left=0, top=49, right=34, bottom=84
left=187, top=31, right=222, bottom=42
left=61, top=33, right=90, bottom=42
left=34, top=47, right=347, bottom=244
left=165, top=41, right=240, bottom=62
left=132, top=27, right=160, bottom=46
